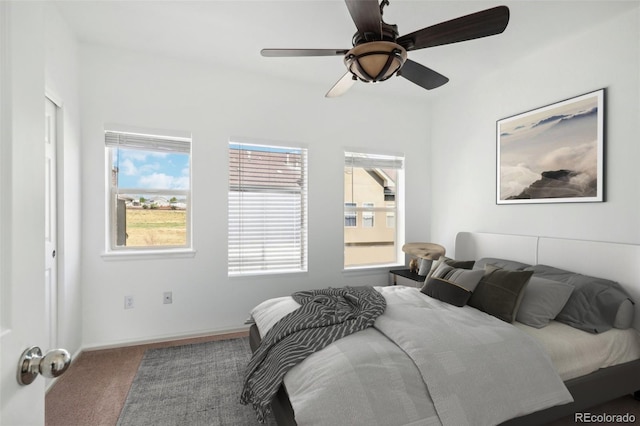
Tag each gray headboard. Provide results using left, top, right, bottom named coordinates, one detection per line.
left=454, top=232, right=640, bottom=331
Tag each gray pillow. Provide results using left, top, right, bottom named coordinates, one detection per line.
left=473, top=257, right=531, bottom=271
left=523, top=264, right=577, bottom=282
left=424, top=256, right=474, bottom=278
left=444, top=259, right=475, bottom=269
left=429, top=263, right=485, bottom=292
left=424, top=257, right=446, bottom=279
left=516, top=277, right=574, bottom=328
left=525, top=264, right=634, bottom=333
left=614, top=300, right=635, bottom=329
left=418, top=258, right=433, bottom=276
left=468, top=265, right=533, bottom=323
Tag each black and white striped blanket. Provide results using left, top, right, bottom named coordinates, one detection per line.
left=240, top=286, right=386, bottom=422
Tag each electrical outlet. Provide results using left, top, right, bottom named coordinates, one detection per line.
left=163, top=291, right=173, bottom=304
left=124, top=296, right=134, bottom=309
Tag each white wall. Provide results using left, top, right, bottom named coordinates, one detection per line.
left=77, top=3, right=640, bottom=349
left=429, top=5, right=640, bottom=254
left=79, top=45, right=431, bottom=347
left=44, top=4, right=83, bottom=359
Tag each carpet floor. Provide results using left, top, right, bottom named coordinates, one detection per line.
left=46, top=331, right=639, bottom=426
left=45, top=332, right=248, bottom=426
left=117, top=337, right=275, bottom=426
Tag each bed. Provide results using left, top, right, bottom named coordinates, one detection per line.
left=246, top=232, right=640, bottom=425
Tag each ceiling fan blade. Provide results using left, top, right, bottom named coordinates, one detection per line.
left=325, top=72, right=356, bottom=98
left=261, top=48, right=349, bottom=57
left=397, top=6, right=509, bottom=51
left=344, top=0, right=382, bottom=37
left=398, top=59, right=449, bottom=90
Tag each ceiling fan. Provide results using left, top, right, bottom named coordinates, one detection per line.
left=261, top=0, right=510, bottom=98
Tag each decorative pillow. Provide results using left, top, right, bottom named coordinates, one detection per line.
left=515, top=277, right=574, bottom=328
left=525, top=264, right=635, bottom=333
left=473, top=257, right=531, bottom=271
left=424, top=256, right=446, bottom=279
left=468, top=265, right=533, bottom=323
left=429, top=263, right=485, bottom=292
left=444, top=259, right=475, bottom=269
left=421, top=277, right=472, bottom=307
left=424, top=257, right=474, bottom=279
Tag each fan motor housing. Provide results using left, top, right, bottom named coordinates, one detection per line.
left=351, top=21, right=399, bottom=46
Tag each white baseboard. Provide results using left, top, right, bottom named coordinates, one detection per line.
left=80, top=325, right=251, bottom=352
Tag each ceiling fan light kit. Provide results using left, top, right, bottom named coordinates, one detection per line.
left=345, top=41, right=407, bottom=83
left=261, top=1, right=510, bottom=97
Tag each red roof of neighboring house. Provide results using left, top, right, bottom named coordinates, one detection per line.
left=229, top=148, right=304, bottom=190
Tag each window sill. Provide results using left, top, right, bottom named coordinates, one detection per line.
left=342, top=263, right=405, bottom=275
left=229, top=270, right=308, bottom=279
left=101, top=248, right=196, bottom=261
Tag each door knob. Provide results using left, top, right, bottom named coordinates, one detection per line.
left=17, top=346, right=71, bottom=385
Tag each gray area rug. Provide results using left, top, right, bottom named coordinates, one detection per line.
left=117, top=337, right=277, bottom=426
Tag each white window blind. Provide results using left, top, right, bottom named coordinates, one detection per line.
left=344, top=152, right=404, bottom=169
left=105, top=131, right=191, bottom=154
left=228, top=142, right=308, bottom=275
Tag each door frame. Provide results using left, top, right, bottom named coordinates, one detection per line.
left=44, top=94, right=62, bottom=375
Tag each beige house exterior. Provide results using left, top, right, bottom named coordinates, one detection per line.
left=344, top=167, right=397, bottom=267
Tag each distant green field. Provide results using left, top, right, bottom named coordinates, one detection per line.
left=126, top=209, right=186, bottom=246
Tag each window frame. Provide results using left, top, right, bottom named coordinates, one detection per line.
left=344, top=150, right=405, bottom=270
left=104, top=127, right=193, bottom=256
left=228, top=139, right=308, bottom=276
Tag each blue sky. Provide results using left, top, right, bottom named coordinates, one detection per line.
left=115, top=148, right=190, bottom=190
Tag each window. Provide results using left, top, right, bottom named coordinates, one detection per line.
left=344, top=151, right=404, bottom=268
left=228, top=141, right=308, bottom=275
left=386, top=207, right=395, bottom=228
left=105, top=129, right=191, bottom=251
left=344, top=202, right=357, bottom=227
left=362, top=202, right=375, bottom=228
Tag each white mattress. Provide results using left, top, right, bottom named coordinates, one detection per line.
left=514, top=320, right=640, bottom=381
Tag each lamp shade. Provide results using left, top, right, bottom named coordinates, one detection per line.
left=402, top=242, right=446, bottom=260
left=344, top=41, right=407, bottom=83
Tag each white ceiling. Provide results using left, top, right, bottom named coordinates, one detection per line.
left=53, top=0, right=637, bottom=99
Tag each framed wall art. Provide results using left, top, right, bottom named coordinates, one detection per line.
left=496, top=89, right=604, bottom=204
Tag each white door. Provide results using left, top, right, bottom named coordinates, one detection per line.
left=0, top=2, right=48, bottom=424
left=44, top=97, right=58, bottom=370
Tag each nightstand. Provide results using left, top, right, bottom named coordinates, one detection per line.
left=389, top=269, right=425, bottom=288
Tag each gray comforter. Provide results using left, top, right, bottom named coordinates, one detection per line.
left=250, top=286, right=573, bottom=426
left=241, top=286, right=385, bottom=422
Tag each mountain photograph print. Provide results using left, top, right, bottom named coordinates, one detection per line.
left=496, top=89, right=604, bottom=204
